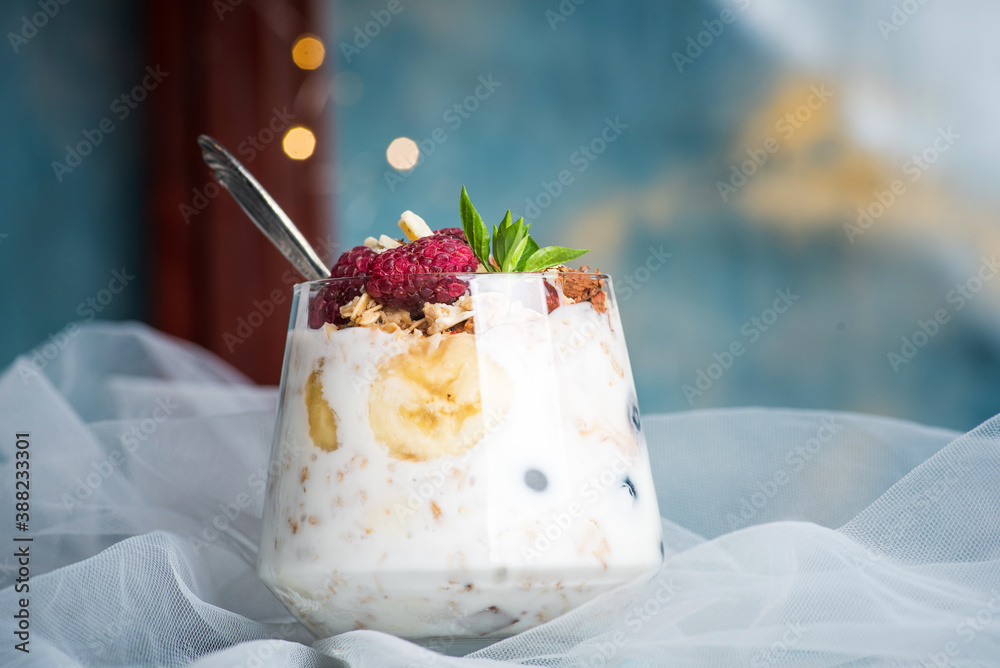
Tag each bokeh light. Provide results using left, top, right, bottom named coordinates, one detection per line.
left=282, top=126, right=316, bottom=160
left=291, top=34, right=325, bottom=70
left=386, top=137, right=420, bottom=171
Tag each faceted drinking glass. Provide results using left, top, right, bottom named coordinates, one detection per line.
left=258, top=272, right=662, bottom=650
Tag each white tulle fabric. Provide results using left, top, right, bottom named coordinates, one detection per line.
left=2, top=323, right=999, bottom=667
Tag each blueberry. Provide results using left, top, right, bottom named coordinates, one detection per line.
left=622, top=477, right=636, bottom=499
left=629, top=401, right=642, bottom=434
left=524, top=468, right=548, bottom=492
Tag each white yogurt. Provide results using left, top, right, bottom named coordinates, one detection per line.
left=258, top=295, right=662, bottom=640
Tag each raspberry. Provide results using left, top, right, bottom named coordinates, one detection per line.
left=434, top=227, right=466, bottom=242
left=332, top=245, right=378, bottom=279
left=366, top=236, right=478, bottom=312
left=308, top=245, right=377, bottom=328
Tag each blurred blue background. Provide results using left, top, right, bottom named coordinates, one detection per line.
left=2, top=0, right=999, bottom=431
left=0, top=0, right=146, bottom=361
left=328, top=0, right=1000, bottom=430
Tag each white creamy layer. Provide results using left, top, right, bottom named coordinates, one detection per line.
left=258, top=297, right=662, bottom=639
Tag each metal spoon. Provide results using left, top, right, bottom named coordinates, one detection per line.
left=197, top=134, right=328, bottom=281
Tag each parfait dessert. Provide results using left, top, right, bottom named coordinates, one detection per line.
left=258, top=187, right=663, bottom=644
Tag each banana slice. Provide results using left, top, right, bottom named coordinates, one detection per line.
left=368, top=333, right=512, bottom=461
left=378, top=234, right=403, bottom=249
left=305, top=363, right=339, bottom=452
left=398, top=210, right=433, bottom=241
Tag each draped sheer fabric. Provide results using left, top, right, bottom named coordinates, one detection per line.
left=2, top=323, right=998, bottom=667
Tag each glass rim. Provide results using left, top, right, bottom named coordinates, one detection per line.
left=294, top=271, right=611, bottom=289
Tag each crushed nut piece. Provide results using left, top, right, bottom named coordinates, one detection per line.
left=336, top=293, right=394, bottom=329
left=349, top=293, right=369, bottom=318
left=544, top=282, right=560, bottom=313
left=356, top=308, right=382, bottom=327
left=559, top=267, right=601, bottom=302
left=398, top=211, right=433, bottom=240
left=339, top=295, right=362, bottom=320
left=590, top=290, right=608, bottom=313
left=378, top=234, right=403, bottom=249
left=556, top=265, right=608, bottom=312
left=449, top=317, right=475, bottom=334
left=423, top=300, right=475, bottom=335
left=381, top=308, right=415, bottom=330
left=322, top=268, right=607, bottom=335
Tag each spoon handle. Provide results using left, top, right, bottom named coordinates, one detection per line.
left=197, top=134, right=329, bottom=281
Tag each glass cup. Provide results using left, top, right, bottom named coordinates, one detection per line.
left=258, top=272, right=662, bottom=651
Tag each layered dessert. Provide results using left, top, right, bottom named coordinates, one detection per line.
left=258, top=188, right=662, bottom=642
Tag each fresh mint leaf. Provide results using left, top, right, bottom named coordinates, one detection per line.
left=502, top=234, right=531, bottom=272
left=521, top=246, right=589, bottom=272
left=460, top=186, right=491, bottom=270
left=456, top=187, right=588, bottom=272
left=493, top=210, right=513, bottom=269
left=514, top=236, right=540, bottom=271
left=500, top=211, right=514, bottom=233
left=507, top=221, right=529, bottom=258
left=495, top=212, right=532, bottom=272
